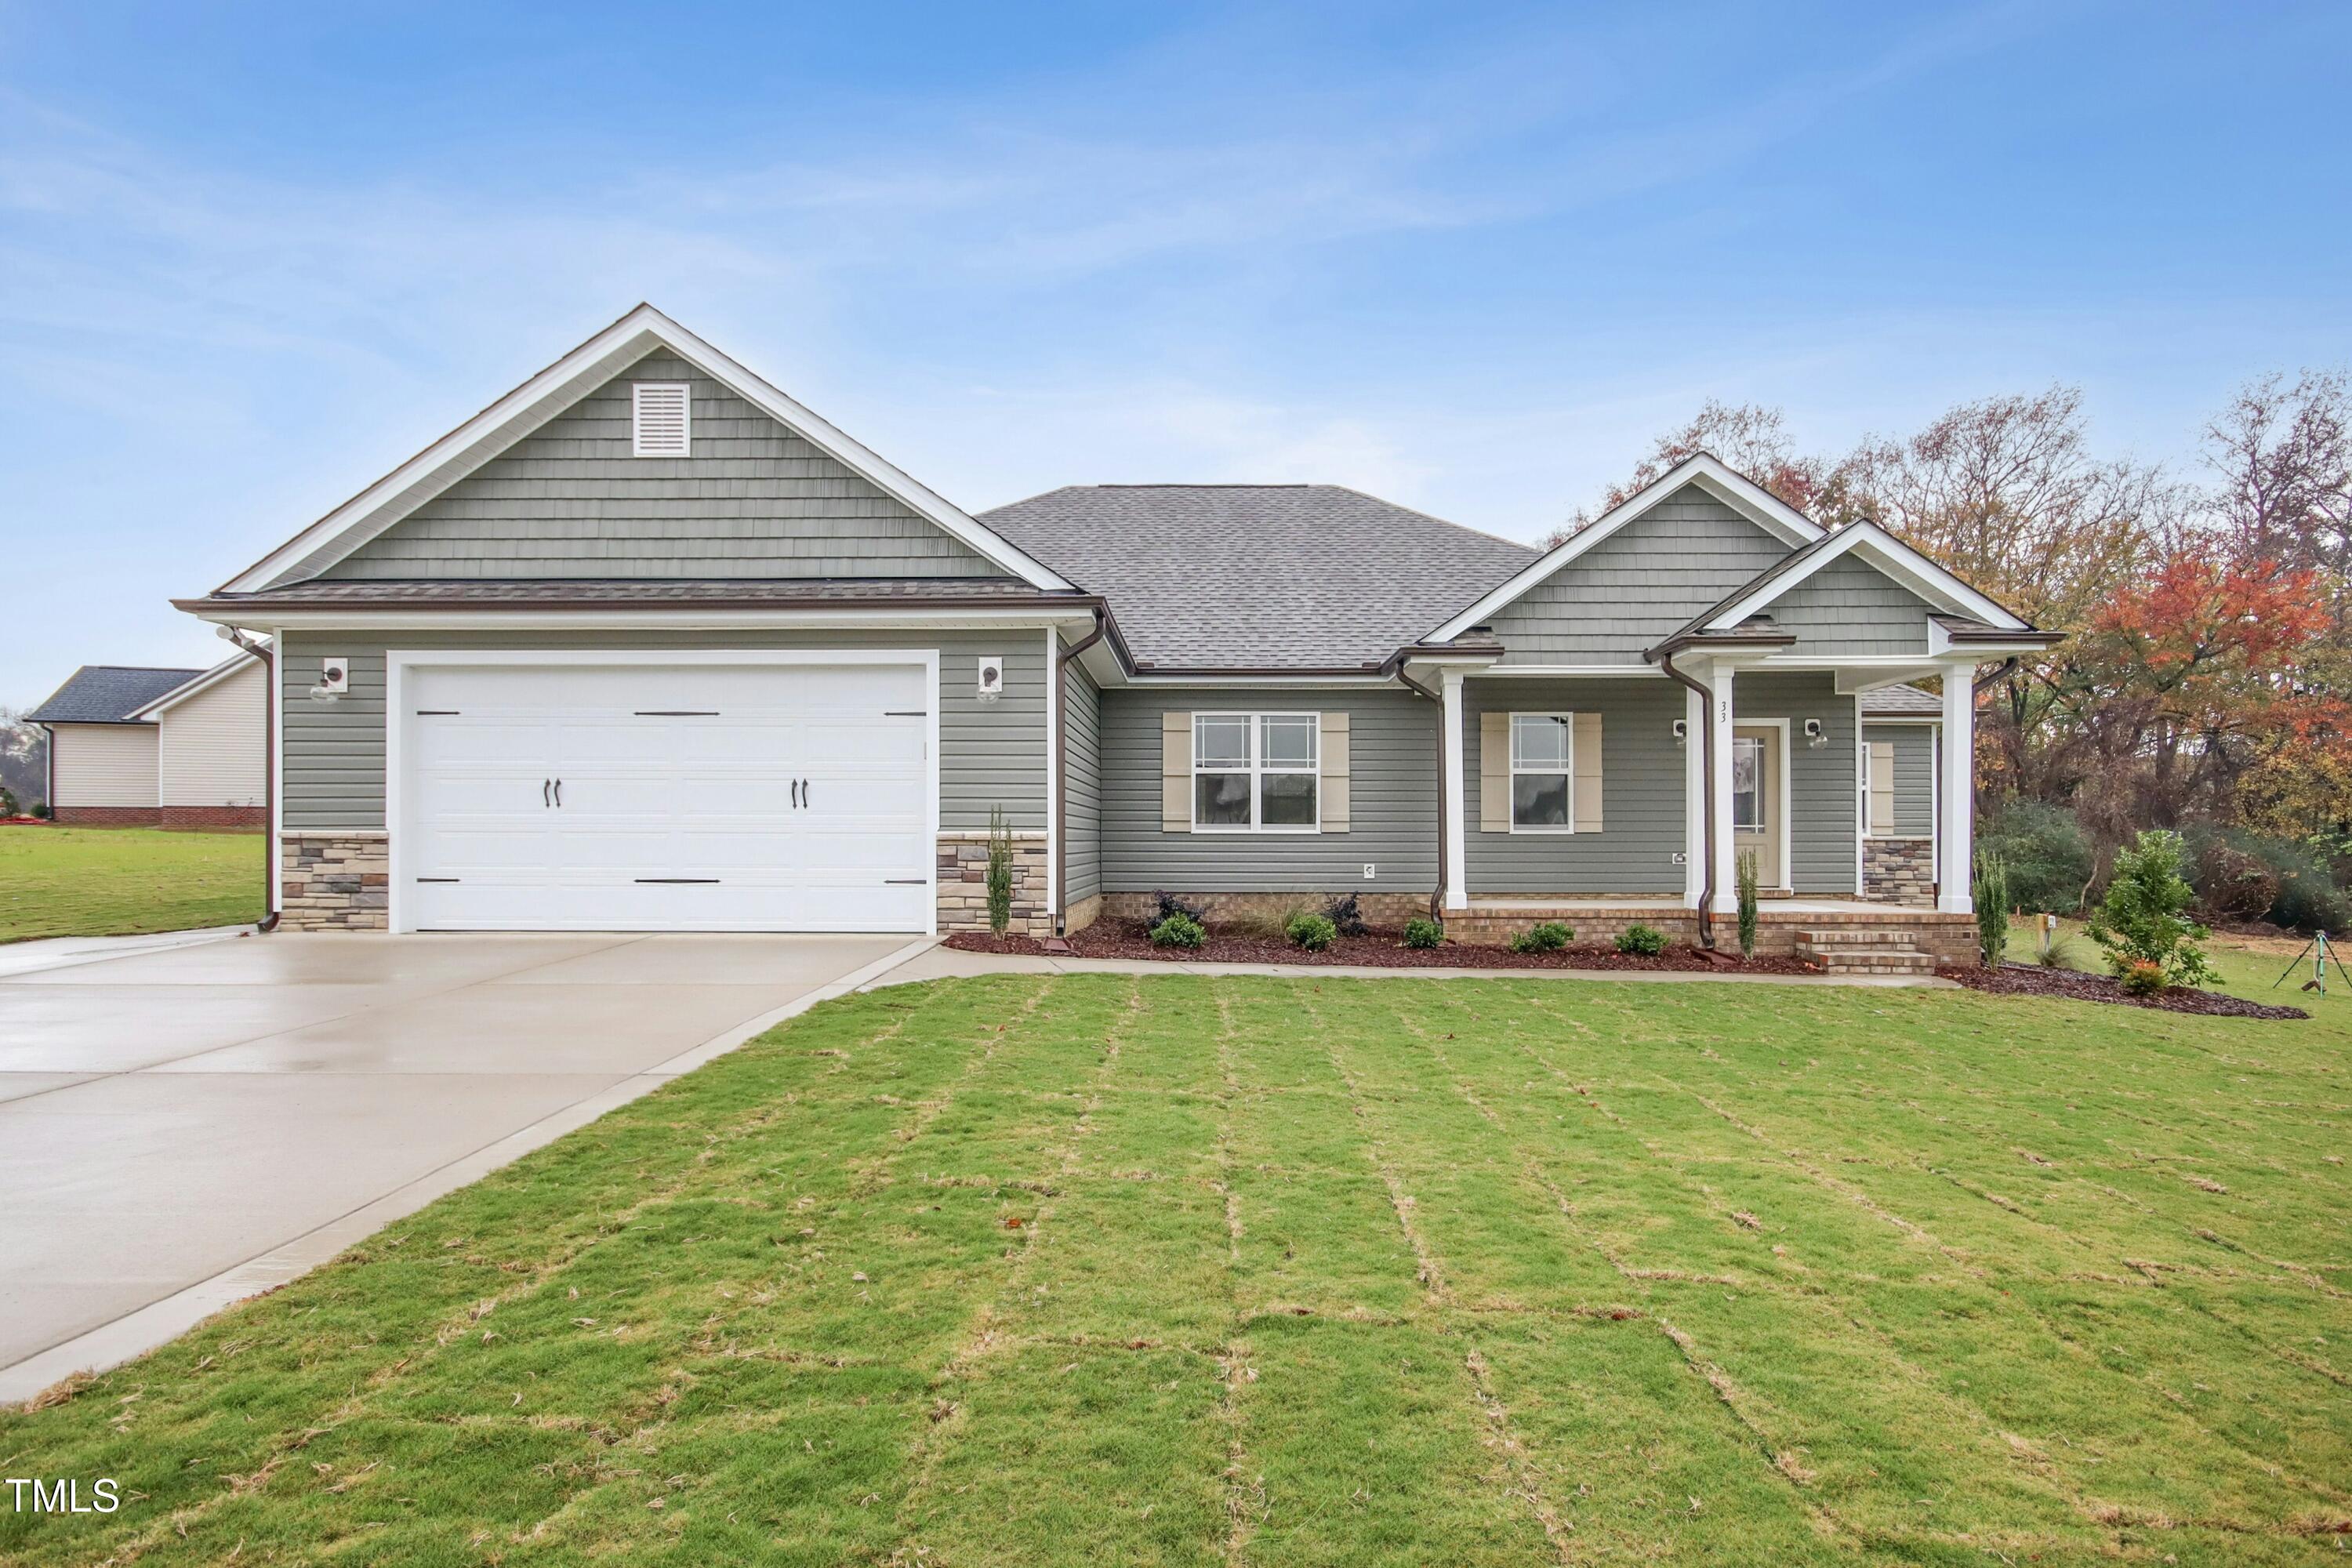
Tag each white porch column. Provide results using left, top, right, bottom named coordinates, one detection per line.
left=1937, top=666, right=1976, bottom=913
left=1442, top=670, right=1469, bottom=912
left=1708, top=663, right=1738, bottom=915
left=1682, top=684, right=1705, bottom=906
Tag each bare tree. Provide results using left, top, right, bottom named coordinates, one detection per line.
left=1541, top=401, right=1855, bottom=548
left=2203, top=368, right=2352, bottom=599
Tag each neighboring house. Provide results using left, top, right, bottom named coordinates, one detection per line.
left=27, top=653, right=268, bottom=827
left=172, top=305, right=2053, bottom=957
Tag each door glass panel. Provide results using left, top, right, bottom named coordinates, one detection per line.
left=1732, top=736, right=1762, bottom=832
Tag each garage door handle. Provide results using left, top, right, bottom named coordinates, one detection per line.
left=542, top=779, right=551, bottom=808
left=554, top=779, right=562, bottom=808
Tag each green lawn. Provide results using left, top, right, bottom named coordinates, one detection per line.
left=5, top=965, right=2349, bottom=1564
left=0, top=826, right=263, bottom=942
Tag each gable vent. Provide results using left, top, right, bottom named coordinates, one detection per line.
left=630, top=382, right=691, bottom=457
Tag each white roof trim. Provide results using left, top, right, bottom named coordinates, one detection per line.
left=128, top=648, right=263, bottom=720
left=219, top=303, right=1073, bottom=594
left=1428, top=452, right=1825, bottom=644
left=1704, top=519, right=2026, bottom=633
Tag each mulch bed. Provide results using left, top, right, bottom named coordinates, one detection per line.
left=947, top=922, right=1820, bottom=975
left=1940, top=960, right=2308, bottom=1019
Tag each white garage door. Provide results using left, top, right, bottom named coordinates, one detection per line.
left=397, top=659, right=933, bottom=932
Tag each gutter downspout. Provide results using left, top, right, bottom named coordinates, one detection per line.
left=1654, top=650, right=1716, bottom=949
left=1392, top=666, right=1450, bottom=922
left=1052, top=612, right=1107, bottom=937
left=218, top=629, right=279, bottom=932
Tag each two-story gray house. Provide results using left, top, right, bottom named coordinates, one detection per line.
left=176, top=306, right=2052, bottom=964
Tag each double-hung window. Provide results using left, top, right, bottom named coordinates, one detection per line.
left=1194, top=713, right=1318, bottom=831
left=1510, top=713, right=1573, bottom=830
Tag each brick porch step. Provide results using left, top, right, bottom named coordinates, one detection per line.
left=1795, top=927, right=1938, bottom=976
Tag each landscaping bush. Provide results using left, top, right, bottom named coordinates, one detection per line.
left=1615, top=924, right=1666, bottom=956
left=1735, top=851, right=1759, bottom=959
left=1286, top=912, right=1338, bottom=952
left=1401, top=916, right=1443, bottom=949
left=1976, top=801, right=2096, bottom=914
left=2118, top=960, right=2169, bottom=997
left=1152, top=891, right=1208, bottom=925
left=985, top=806, right=1014, bottom=935
left=1509, top=921, right=1573, bottom=954
left=2086, top=829, right=2217, bottom=987
left=1149, top=912, right=1206, bottom=949
left=1973, top=850, right=2009, bottom=968
left=31, top=801, right=49, bottom=819
left=1323, top=893, right=1370, bottom=937
left=2242, top=833, right=2351, bottom=933
left=1227, top=902, right=1310, bottom=940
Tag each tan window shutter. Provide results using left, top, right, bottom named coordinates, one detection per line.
left=1867, top=742, right=1895, bottom=834
left=1480, top=711, right=1509, bottom=831
left=1320, top=711, right=1350, bottom=833
left=1162, top=712, right=1192, bottom=831
left=1572, top=712, right=1602, bottom=832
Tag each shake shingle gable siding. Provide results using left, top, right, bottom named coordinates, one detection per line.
left=982, top=485, right=1534, bottom=671
left=325, top=351, right=1007, bottom=582
left=1485, top=486, right=1790, bottom=667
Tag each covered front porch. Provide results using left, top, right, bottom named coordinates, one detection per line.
left=1445, top=894, right=1979, bottom=971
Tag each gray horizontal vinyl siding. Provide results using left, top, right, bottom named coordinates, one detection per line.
left=1101, top=688, right=1437, bottom=895
left=1864, top=721, right=1936, bottom=838
left=1736, top=670, right=1858, bottom=894
left=278, top=630, right=1045, bottom=833
left=1488, top=486, right=1792, bottom=666
left=1761, top=556, right=1934, bottom=656
left=1062, top=660, right=1102, bottom=905
left=1461, top=678, right=1686, bottom=894
left=325, top=351, right=1004, bottom=581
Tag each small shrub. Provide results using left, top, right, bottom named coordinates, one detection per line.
left=2234, top=832, right=2352, bottom=933
left=0, top=786, right=16, bottom=817
left=2086, top=829, right=2217, bottom=987
left=2039, top=925, right=2087, bottom=971
left=1615, top=924, right=1666, bottom=956
left=1401, top=916, right=1443, bottom=949
left=985, top=806, right=1014, bottom=935
left=1152, top=891, right=1208, bottom=925
left=31, top=801, right=50, bottom=819
left=1973, top=850, right=2010, bottom=968
left=1149, top=912, right=1206, bottom=949
left=1286, top=912, right=1338, bottom=952
left=1509, top=921, right=1573, bottom=954
left=1978, top=801, right=2097, bottom=914
left=1227, top=902, right=1311, bottom=940
left=2118, top=960, right=2168, bottom=997
left=1323, top=893, right=1370, bottom=938
left=1735, top=851, right=1759, bottom=959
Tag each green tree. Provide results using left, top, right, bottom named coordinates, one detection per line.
left=2085, top=829, right=2216, bottom=987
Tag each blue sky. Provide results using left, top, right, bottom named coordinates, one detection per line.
left=2, top=0, right=2347, bottom=706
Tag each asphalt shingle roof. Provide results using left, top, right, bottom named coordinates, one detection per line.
left=1860, top=683, right=1943, bottom=717
left=27, top=666, right=205, bottom=724
left=979, top=485, right=1537, bottom=670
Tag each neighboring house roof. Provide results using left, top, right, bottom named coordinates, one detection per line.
left=127, top=648, right=265, bottom=720
left=217, top=303, right=1076, bottom=596
left=27, top=666, right=207, bottom=724
left=1860, top=683, right=1943, bottom=717
left=981, top=485, right=1535, bottom=671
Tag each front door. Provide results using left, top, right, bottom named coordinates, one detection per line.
left=1731, top=724, right=1784, bottom=891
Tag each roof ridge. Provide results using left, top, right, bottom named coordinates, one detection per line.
left=1317, top=485, right=1538, bottom=555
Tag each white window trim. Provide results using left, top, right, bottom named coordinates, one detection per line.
left=1192, top=711, right=1321, bottom=833
left=630, top=381, right=692, bottom=458
left=1508, top=711, right=1576, bottom=835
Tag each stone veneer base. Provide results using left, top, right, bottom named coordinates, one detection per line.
left=937, top=831, right=1052, bottom=938
left=278, top=832, right=390, bottom=931
left=1863, top=837, right=1936, bottom=908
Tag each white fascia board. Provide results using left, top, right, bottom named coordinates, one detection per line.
left=1427, top=453, right=1826, bottom=644
left=1708, top=521, right=2026, bottom=633
left=180, top=607, right=1100, bottom=633
left=127, top=649, right=262, bottom=720
left=1859, top=715, right=1943, bottom=725
left=1118, top=673, right=1401, bottom=689
left=222, top=304, right=1073, bottom=594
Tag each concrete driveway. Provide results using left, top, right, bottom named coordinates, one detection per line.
left=0, top=930, right=926, bottom=1400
